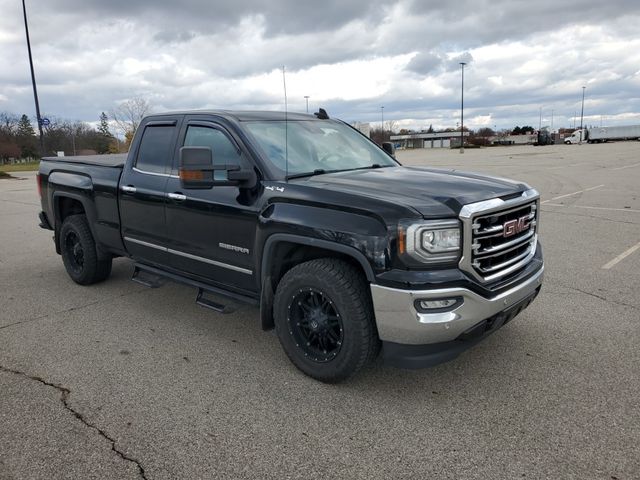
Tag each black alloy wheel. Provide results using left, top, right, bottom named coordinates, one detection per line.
left=64, top=230, right=84, bottom=275
left=273, top=258, right=380, bottom=383
left=59, top=214, right=112, bottom=285
left=287, top=287, right=344, bottom=363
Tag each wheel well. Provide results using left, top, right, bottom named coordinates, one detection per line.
left=268, top=242, right=366, bottom=290
left=57, top=197, right=86, bottom=224
left=53, top=197, right=86, bottom=254
left=260, top=241, right=370, bottom=331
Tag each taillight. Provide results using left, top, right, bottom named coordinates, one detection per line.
left=36, top=172, right=42, bottom=198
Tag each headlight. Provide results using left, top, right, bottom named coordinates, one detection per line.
left=400, top=219, right=461, bottom=264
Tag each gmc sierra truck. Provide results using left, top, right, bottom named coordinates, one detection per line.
left=37, top=110, right=543, bottom=382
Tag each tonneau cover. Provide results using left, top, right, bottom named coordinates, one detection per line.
left=42, top=154, right=127, bottom=168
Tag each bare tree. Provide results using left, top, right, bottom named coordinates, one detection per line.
left=384, top=120, right=398, bottom=136
left=110, top=97, right=152, bottom=144
left=0, top=112, right=19, bottom=137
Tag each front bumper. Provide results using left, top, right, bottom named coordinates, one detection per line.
left=370, top=265, right=544, bottom=368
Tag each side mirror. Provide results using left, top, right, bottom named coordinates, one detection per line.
left=382, top=141, right=395, bottom=157
left=179, top=146, right=255, bottom=189
left=179, top=146, right=214, bottom=189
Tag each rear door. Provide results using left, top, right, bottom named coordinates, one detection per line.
left=119, top=117, right=181, bottom=266
left=164, top=117, right=261, bottom=293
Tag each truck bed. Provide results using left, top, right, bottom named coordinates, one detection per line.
left=42, top=154, right=127, bottom=168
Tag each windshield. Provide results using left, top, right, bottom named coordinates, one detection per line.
left=243, top=120, right=398, bottom=178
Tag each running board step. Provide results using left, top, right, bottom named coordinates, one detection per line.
left=131, top=266, right=165, bottom=288
left=131, top=263, right=259, bottom=312
left=196, top=288, right=236, bottom=314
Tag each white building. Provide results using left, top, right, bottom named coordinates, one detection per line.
left=390, top=132, right=470, bottom=149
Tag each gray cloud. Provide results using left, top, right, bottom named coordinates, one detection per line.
left=406, top=52, right=443, bottom=75
left=1, top=0, right=639, bottom=132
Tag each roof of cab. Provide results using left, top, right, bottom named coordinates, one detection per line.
left=144, top=110, right=322, bottom=122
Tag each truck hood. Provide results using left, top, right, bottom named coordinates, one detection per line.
left=297, top=166, right=529, bottom=218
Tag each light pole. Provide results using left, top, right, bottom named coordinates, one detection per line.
left=304, top=95, right=310, bottom=114
left=381, top=106, right=384, bottom=141
left=539, top=106, right=542, bottom=131
left=459, top=62, right=466, bottom=153
left=579, top=86, right=586, bottom=143
left=21, top=0, right=44, bottom=153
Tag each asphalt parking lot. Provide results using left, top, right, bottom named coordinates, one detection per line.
left=1, top=142, right=639, bottom=479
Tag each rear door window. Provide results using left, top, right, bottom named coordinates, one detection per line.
left=135, top=125, right=176, bottom=174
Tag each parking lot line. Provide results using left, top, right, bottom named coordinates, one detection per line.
left=602, top=241, right=640, bottom=269
left=541, top=184, right=605, bottom=204
left=543, top=203, right=640, bottom=213
left=612, top=162, right=640, bottom=171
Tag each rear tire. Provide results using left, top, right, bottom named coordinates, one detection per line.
left=60, top=214, right=112, bottom=285
left=273, top=258, right=380, bottom=383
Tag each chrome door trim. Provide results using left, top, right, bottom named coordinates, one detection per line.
left=132, top=166, right=180, bottom=179
left=123, top=237, right=252, bottom=275
left=124, top=236, right=167, bottom=251
left=166, top=248, right=253, bottom=275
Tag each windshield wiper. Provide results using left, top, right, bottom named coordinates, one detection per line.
left=286, top=164, right=394, bottom=180
left=353, top=163, right=393, bottom=170
left=286, top=169, right=331, bottom=180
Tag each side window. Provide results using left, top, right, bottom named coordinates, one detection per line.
left=135, top=125, right=175, bottom=174
left=184, top=126, right=241, bottom=167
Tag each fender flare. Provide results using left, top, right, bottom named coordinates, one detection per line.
left=52, top=191, right=104, bottom=257
left=260, top=233, right=376, bottom=284
left=259, top=233, right=377, bottom=330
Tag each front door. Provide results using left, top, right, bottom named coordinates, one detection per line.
left=119, top=117, right=181, bottom=266
left=164, top=118, right=260, bottom=294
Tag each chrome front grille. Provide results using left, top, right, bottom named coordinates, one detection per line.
left=459, top=189, right=540, bottom=283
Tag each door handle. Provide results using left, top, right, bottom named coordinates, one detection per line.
left=121, top=185, right=136, bottom=194
left=167, top=192, right=187, bottom=201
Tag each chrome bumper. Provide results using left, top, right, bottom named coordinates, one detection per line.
left=370, top=266, right=544, bottom=345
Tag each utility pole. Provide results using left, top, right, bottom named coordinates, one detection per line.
left=459, top=62, right=466, bottom=153
left=304, top=95, right=310, bottom=114
left=551, top=109, right=554, bottom=131
left=21, top=0, right=44, bottom=153
left=380, top=106, right=384, bottom=141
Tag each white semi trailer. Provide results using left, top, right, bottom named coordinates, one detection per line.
left=564, top=125, right=640, bottom=144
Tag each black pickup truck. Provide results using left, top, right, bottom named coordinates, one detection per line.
left=38, top=110, right=543, bottom=382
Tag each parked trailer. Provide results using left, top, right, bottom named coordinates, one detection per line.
left=564, top=125, right=640, bottom=144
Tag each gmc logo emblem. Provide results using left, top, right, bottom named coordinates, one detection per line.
left=503, top=216, right=530, bottom=238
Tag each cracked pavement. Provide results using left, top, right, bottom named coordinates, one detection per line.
left=1, top=142, right=639, bottom=479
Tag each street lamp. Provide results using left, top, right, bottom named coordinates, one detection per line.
left=579, top=86, right=586, bottom=143
left=21, top=0, right=44, bottom=153
left=459, top=62, right=466, bottom=153
left=381, top=106, right=384, bottom=141
left=539, top=106, right=542, bottom=131
left=304, top=95, right=310, bottom=114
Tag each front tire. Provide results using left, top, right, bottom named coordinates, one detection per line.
left=60, top=214, right=112, bottom=285
left=273, top=258, right=380, bottom=383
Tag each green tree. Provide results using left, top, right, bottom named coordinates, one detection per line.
left=96, top=112, right=113, bottom=154
left=98, top=112, right=111, bottom=137
left=427, top=124, right=434, bottom=133
left=16, top=114, right=38, bottom=158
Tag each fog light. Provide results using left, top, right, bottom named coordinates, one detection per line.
left=415, top=297, right=463, bottom=312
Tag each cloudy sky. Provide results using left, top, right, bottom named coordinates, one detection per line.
left=1, top=0, right=639, bottom=132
